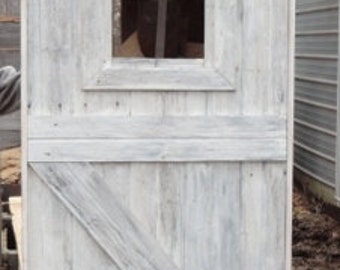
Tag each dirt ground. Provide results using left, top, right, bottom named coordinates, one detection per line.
left=293, top=188, right=340, bottom=270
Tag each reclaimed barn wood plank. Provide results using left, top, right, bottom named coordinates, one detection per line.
left=24, top=0, right=293, bottom=269
left=31, top=162, right=180, bottom=270
left=183, top=163, right=242, bottom=270
left=84, top=65, right=233, bottom=91
left=27, top=167, right=118, bottom=270
left=28, top=138, right=286, bottom=162
left=29, top=116, right=286, bottom=139
left=241, top=162, right=286, bottom=270
left=93, top=162, right=262, bottom=270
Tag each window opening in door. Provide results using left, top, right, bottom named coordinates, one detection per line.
left=112, top=0, right=204, bottom=58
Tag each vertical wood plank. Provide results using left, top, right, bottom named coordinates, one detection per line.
left=76, top=0, right=113, bottom=115
left=131, top=92, right=163, bottom=116
left=156, top=163, right=186, bottom=268
left=183, top=163, right=242, bottom=270
left=286, top=0, right=294, bottom=268
left=155, top=0, right=167, bottom=58
left=163, top=92, right=187, bottom=116
left=183, top=163, right=214, bottom=270
left=241, top=162, right=286, bottom=270
left=241, top=0, right=271, bottom=115
left=80, top=92, right=131, bottom=116
left=207, top=92, right=240, bottom=116
left=185, top=92, right=206, bottom=116
left=214, top=163, right=242, bottom=270
left=268, top=0, right=288, bottom=116
left=27, top=168, right=74, bottom=270
left=129, top=164, right=160, bottom=235
left=21, top=0, right=28, bottom=268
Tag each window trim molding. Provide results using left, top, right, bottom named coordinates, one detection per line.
left=82, top=0, right=238, bottom=92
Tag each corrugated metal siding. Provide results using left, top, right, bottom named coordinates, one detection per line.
left=295, top=0, right=338, bottom=188
left=0, top=0, right=20, bottom=69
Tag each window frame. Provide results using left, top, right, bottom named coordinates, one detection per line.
left=83, top=0, right=238, bottom=92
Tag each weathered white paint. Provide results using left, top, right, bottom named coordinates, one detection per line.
left=83, top=0, right=238, bottom=92
left=27, top=167, right=117, bottom=270
left=21, top=0, right=28, bottom=269
left=28, top=138, right=286, bottom=162
left=29, top=116, right=285, bottom=139
left=84, top=60, right=234, bottom=91
left=23, top=0, right=294, bottom=269
left=286, top=0, right=295, bottom=266
left=31, top=163, right=180, bottom=270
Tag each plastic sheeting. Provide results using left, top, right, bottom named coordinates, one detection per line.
left=0, top=66, right=20, bottom=115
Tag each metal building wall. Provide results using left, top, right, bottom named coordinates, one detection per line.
left=295, top=0, right=338, bottom=199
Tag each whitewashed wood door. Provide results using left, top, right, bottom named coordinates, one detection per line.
left=23, top=0, right=294, bottom=269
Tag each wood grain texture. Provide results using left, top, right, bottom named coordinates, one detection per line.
left=27, top=167, right=118, bottom=270
left=24, top=0, right=293, bottom=269
left=29, top=116, right=286, bottom=139
left=182, top=163, right=242, bottom=270
left=83, top=0, right=237, bottom=92
left=21, top=0, right=28, bottom=268
left=28, top=138, right=286, bottom=162
left=31, top=162, right=180, bottom=270
left=84, top=65, right=233, bottom=91
left=286, top=0, right=295, bottom=267
left=241, top=163, right=287, bottom=270
left=28, top=162, right=287, bottom=270
left=25, top=0, right=291, bottom=117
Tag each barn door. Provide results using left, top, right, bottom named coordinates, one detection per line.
left=23, top=0, right=293, bottom=270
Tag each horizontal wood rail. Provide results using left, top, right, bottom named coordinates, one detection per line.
left=29, top=116, right=285, bottom=139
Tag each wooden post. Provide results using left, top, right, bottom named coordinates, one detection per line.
left=155, top=0, right=167, bottom=58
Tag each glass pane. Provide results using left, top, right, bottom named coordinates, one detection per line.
left=112, top=0, right=204, bottom=58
